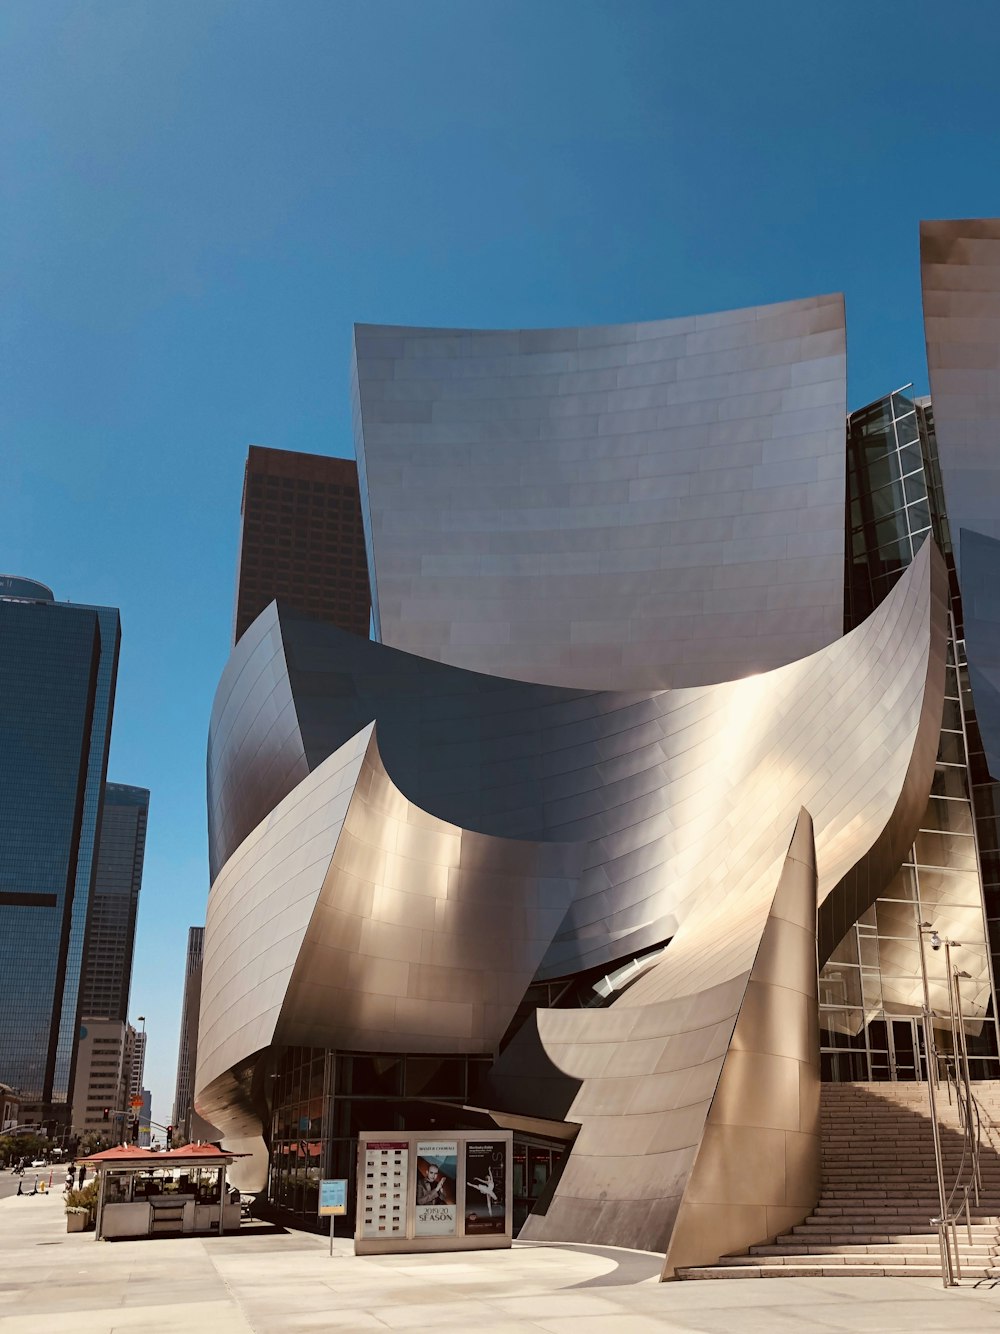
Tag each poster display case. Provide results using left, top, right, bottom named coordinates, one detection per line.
left=355, top=1130, right=512, bottom=1255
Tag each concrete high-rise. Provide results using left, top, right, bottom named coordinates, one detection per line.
left=232, top=446, right=370, bottom=645
left=0, top=577, right=120, bottom=1129
left=172, top=926, right=204, bottom=1140
left=78, top=784, right=149, bottom=1024
left=71, top=1019, right=128, bottom=1138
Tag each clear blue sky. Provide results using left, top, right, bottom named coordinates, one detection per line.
left=2, top=0, right=998, bottom=1127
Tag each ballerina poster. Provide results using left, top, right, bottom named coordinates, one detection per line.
left=464, top=1140, right=507, bottom=1235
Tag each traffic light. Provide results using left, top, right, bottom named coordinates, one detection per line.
left=102, top=1107, right=110, bottom=1122
left=165, top=1125, right=174, bottom=1148
left=131, top=1118, right=139, bottom=1144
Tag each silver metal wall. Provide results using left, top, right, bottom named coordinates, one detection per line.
left=521, top=810, right=821, bottom=1273
left=921, top=219, right=1000, bottom=573
left=196, top=545, right=946, bottom=1220
left=352, top=299, right=846, bottom=691
left=206, top=544, right=945, bottom=992
left=921, top=218, right=1000, bottom=779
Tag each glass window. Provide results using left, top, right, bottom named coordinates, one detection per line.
left=906, top=500, right=931, bottom=533
left=903, top=472, right=928, bottom=506
left=914, top=830, right=978, bottom=872
left=403, top=1057, right=466, bottom=1098
left=343, top=1056, right=402, bottom=1097
left=919, top=797, right=974, bottom=837
left=897, top=443, right=923, bottom=475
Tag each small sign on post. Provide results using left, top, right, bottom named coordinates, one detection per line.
left=318, top=1178, right=348, bottom=1256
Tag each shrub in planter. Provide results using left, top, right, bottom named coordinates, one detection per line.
left=65, top=1180, right=99, bottom=1231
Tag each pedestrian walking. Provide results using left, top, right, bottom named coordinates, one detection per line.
left=77, top=1163, right=86, bottom=1189
left=64, top=1167, right=74, bottom=1193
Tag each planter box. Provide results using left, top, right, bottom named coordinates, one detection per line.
left=66, top=1210, right=88, bottom=1233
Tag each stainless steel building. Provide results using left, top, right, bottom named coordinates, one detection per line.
left=196, top=245, right=1000, bottom=1271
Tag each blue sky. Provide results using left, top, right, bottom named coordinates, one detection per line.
left=3, top=0, right=998, bottom=1125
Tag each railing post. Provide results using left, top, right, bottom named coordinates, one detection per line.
left=918, top=922, right=955, bottom=1287
left=934, top=1218, right=955, bottom=1288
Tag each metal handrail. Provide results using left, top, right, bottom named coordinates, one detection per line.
left=943, top=1063, right=977, bottom=1216
left=933, top=1055, right=986, bottom=1286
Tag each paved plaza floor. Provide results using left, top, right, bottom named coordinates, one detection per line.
left=5, top=1192, right=1000, bottom=1332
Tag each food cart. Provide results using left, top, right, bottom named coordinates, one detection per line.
left=77, top=1143, right=244, bottom=1241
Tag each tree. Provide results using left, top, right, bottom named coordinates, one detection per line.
left=0, top=1132, right=51, bottom=1167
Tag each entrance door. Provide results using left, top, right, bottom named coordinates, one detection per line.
left=866, top=1017, right=924, bottom=1081
left=887, top=1018, right=922, bottom=1081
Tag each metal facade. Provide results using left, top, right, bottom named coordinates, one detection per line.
left=196, top=272, right=993, bottom=1267
left=921, top=218, right=1000, bottom=780
left=352, top=300, right=846, bottom=691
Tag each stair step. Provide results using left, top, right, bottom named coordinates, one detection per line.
left=684, top=1081, right=1000, bottom=1280
left=677, top=1264, right=994, bottom=1279
left=748, top=1243, right=997, bottom=1257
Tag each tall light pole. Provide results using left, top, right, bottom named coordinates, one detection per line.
left=917, top=921, right=954, bottom=1286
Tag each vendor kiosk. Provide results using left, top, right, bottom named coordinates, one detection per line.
left=76, top=1143, right=244, bottom=1241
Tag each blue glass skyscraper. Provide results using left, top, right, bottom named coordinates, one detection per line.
left=0, top=576, right=120, bottom=1128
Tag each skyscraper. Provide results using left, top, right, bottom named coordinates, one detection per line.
left=232, top=446, right=370, bottom=645
left=0, top=577, right=120, bottom=1128
left=78, top=784, right=149, bottom=1024
left=172, top=926, right=204, bottom=1140
left=125, top=1025, right=146, bottom=1106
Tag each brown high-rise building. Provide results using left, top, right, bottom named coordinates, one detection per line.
left=233, top=446, right=371, bottom=645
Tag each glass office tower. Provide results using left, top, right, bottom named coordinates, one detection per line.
left=78, top=783, right=149, bottom=1023
left=0, top=578, right=121, bottom=1127
left=821, top=390, right=1000, bottom=1079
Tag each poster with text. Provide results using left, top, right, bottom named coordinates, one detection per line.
left=361, top=1142, right=408, bottom=1238
left=464, top=1140, right=507, bottom=1235
left=414, top=1140, right=457, bottom=1236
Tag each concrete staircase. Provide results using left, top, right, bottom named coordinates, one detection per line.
left=677, top=1080, right=1000, bottom=1279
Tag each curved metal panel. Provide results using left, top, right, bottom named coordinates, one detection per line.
left=196, top=723, right=579, bottom=1149
left=352, top=299, right=846, bottom=691
left=197, top=724, right=373, bottom=1117
left=921, top=219, right=1000, bottom=572
left=961, top=527, right=1000, bottom=782
left=206, top=602, right=309, bottom=884
left=921, top=217, right=1000, bottom=780
left=207, top=543, right=947, bottom=988
left=198, top=552, right=945, bottom=1247
left=661, top=810, right=820, bottom=1276
left=518, top=810, right=819, bottom=1266
left=275, top=735, right=580, bottom=1055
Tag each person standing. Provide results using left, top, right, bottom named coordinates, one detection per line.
left=77, top=1164, right=86, bottom=1189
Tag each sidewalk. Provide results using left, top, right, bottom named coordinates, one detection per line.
left=5, top=1190, right=1000, bottom=1332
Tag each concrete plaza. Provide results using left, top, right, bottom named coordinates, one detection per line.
left=5, top=1192, right=1000, bottom=1332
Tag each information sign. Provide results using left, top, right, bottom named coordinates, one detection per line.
left=361, top=1141, right=408, bottom=1238
left=318, top=1178, right=348, bottom=1217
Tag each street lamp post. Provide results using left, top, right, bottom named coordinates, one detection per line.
left=916, top=921, right=954, bottom=1287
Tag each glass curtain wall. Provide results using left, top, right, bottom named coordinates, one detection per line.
left=268, top=1047, right=494, bottom=1227
left=822, top=389, right=1000, bottom=1080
